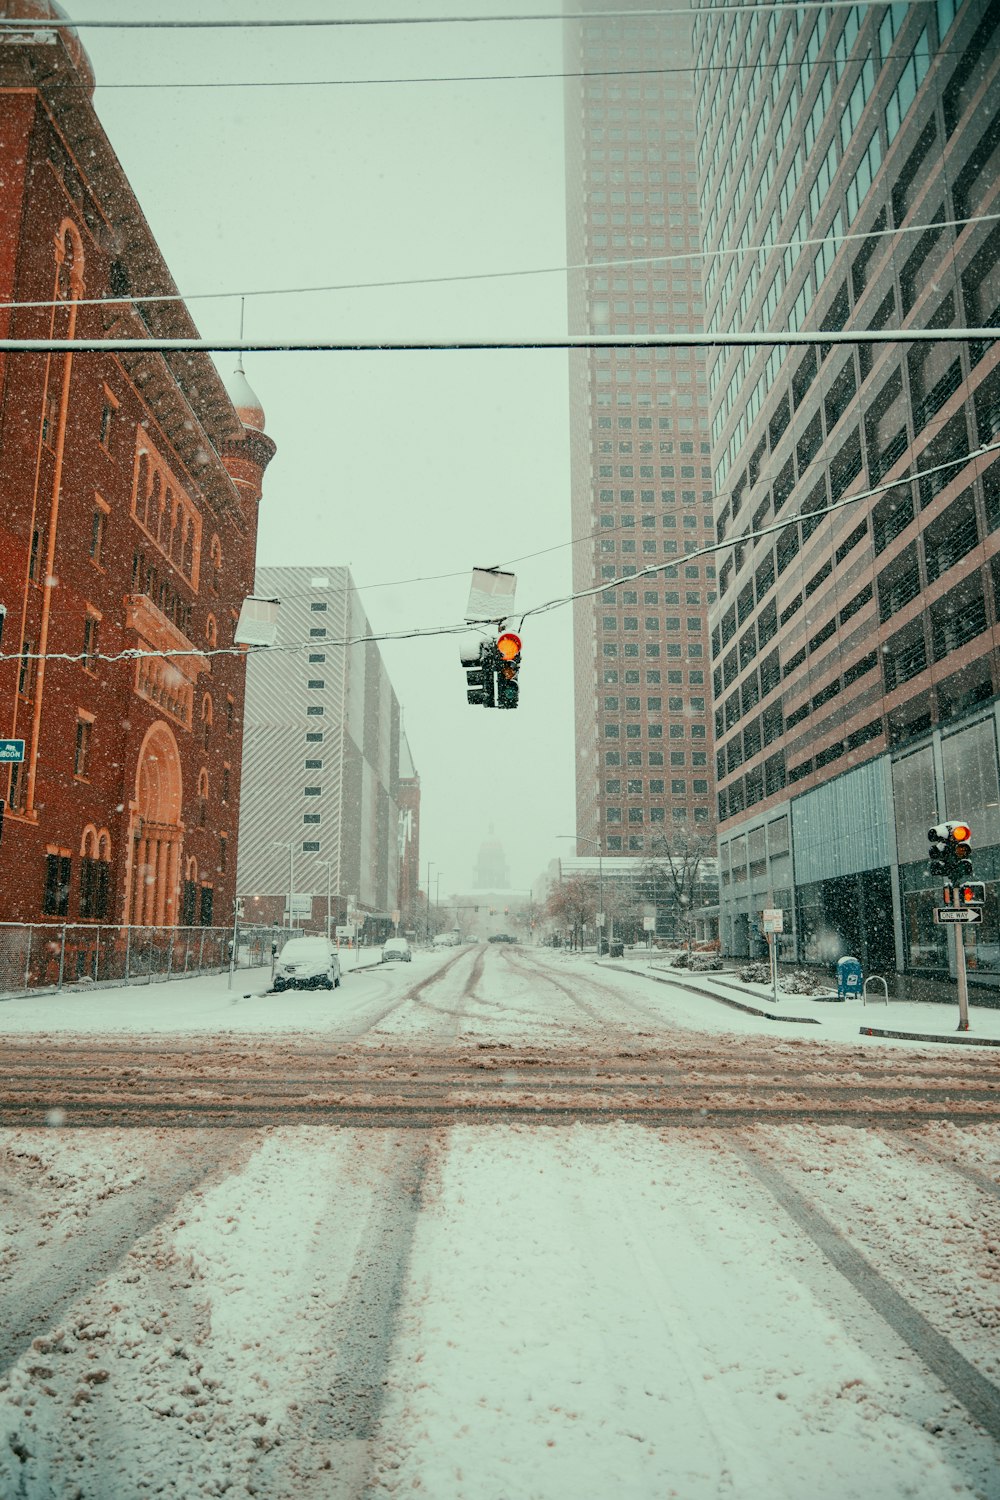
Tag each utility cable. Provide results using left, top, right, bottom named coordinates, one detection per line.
left=519, top=439, right=1000, bottom=620
left=6, top=440, right=998, bottom=670
left=3, top=210, right=996, bottom=314
left=0, top=5, right=928, bottom=33
left=2, top=327, right=997, bottom=354
left=29, top=40, right=960, bottom=91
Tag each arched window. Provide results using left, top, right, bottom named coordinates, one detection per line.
left=79, top=824, right=110, bottom=920
left=201, top=694, right=213, bottom=750
left=209, top=535, right=223, bottom=595
left=182, top=855, right=199, bottom=927
left=205, top=614, right=218, bottom=649
left=198, top=766, right=209, bottom=827
left=55, top=221, right=84, bottom=302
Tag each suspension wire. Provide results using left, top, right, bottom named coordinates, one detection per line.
left=3, top=211, right=996, bottom=315
left=7, top=440, right=997, bottom=670
left=0, top=5, right=928, bottom=33
left=0, top=327, right=997, bottom=354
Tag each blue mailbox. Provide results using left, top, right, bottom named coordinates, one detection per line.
left=836, top=956, right=863, bottom=999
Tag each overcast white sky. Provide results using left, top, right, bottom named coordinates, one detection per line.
left=72, top=0, right=579, bottom=897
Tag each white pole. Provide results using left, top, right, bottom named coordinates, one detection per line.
left=227, top=899, right=239, bottom=990
left=955, top=923, right=970, bottom=1031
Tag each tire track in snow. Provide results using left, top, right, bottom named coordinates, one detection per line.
left=733, top=1143, right=1000, bottom=1448
left=895, top=1130, right=1000, bottom=1203
left=248, top=1132, right=434, bottom=1499
left=0, top=1130, right=259, bottom=1375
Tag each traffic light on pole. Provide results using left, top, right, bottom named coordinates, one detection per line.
left=495, top=631, right=522, bottom=710
left=927, top=821, right=973, bottom=883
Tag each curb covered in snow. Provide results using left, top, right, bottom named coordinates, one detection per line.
left=858, top=1025, right=1000, bottom=1047
left=605, top=962, right=821, bottom=1025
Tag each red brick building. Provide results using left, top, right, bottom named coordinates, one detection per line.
left=0, top=2, right=274, bottom=933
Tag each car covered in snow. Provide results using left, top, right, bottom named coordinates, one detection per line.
left=487, top=933, right=516, bottom=944
left=273, top=936, right=341, bottom=991
left=382, top=937, right=412, bottom=962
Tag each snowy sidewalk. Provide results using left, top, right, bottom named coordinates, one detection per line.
left=609, top=958, right=1000, bottom=1047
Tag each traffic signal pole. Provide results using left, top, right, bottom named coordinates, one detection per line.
left=928, top=821, right=977, bottom=1031
left=955, top=923, right=970, bottom=1032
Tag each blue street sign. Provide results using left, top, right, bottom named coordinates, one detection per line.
left=0, top=740, right=25, bottom=762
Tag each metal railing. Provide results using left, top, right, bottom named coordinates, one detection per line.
left=0, top=922, right=292, bottom=995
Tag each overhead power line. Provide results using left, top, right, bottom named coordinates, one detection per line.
left=29, top=39, right=957, bottom=91
left=6, top=440, right=998, bottom=671
left=1, top=329, right=996, bottom=354
left=519, top=439, right=1000, bottom=621
left=4, top=210, right=996, bottom=317
left=0, top=5, right=919, bottom=33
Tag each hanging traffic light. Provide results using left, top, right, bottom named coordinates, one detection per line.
left=460, top=636, right=495, bottom=708
left=927, top=822, right=974, bottom=884
left=459, top=630, right=522, bottom=709
left=495, top=631, right=522, bottom=711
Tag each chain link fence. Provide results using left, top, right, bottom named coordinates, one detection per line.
left=0, top=922, right=294, bottom=995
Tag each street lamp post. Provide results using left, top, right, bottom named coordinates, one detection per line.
left=426, top=861, right=435, bottom=944
left=271, top=840, right=294, bottom=930
left=318, top=858, right=336, bottom=942
left=557, top=834, right=604, bottom=952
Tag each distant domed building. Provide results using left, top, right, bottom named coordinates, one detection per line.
left=474, top=829, right=509, bottom=891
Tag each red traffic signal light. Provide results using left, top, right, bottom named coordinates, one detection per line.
left=495, top=632, right=521, bottom=661
left=495, top=632, right=522, bottom=710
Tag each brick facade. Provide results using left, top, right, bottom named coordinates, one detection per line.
left=0, top=6, right=274, bottom=928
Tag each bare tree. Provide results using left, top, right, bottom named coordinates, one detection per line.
left=545, top=874, right=597, bottom=949
left=649, top=828, right=714, bottom=906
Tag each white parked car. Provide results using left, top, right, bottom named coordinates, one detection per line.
left=382, top=937, right=412, bottom=963
left=273, top=936, right=341, bottom=991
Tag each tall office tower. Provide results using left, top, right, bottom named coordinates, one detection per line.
left=563, top=2, right=717, bottom=861
left=694, top=1, right=1000, bottom=977
left=237, top=567, right=413, bottom=934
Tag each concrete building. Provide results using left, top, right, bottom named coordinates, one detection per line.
left=692, top=0, right=1000, bottom=980
left=237, top=566, right=413, bottom=939
left=0, top=1, right=273, bottom=950
left=563, top=1, right=717, bottom=861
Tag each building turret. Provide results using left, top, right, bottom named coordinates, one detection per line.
left=219, top=357, right=276, bottom=508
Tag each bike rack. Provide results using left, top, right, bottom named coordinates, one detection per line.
left=863, top=975, right=889, bottom=1006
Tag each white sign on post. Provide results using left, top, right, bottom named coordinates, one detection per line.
left=642, top=916, right=656, bottom=931
left=762, top=908, right=784, bottom=933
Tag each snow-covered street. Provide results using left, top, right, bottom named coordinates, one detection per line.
left=2, top=946, right=999, bottom=1498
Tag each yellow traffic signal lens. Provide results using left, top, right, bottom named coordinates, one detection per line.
left=951, top=823, right=972, bottom=842
left=496, top=632, right=522, bottom=661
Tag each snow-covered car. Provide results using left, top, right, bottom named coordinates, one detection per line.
left=382, top=938, right=412, bottom=962
left=273, top=936, right=341, bottom=991
left=488, top=933, right=516, bottom=944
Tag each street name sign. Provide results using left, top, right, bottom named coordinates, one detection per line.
left=934, top=907, right=983, bottom=925
left=0, top=740, right=24, bottom=762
